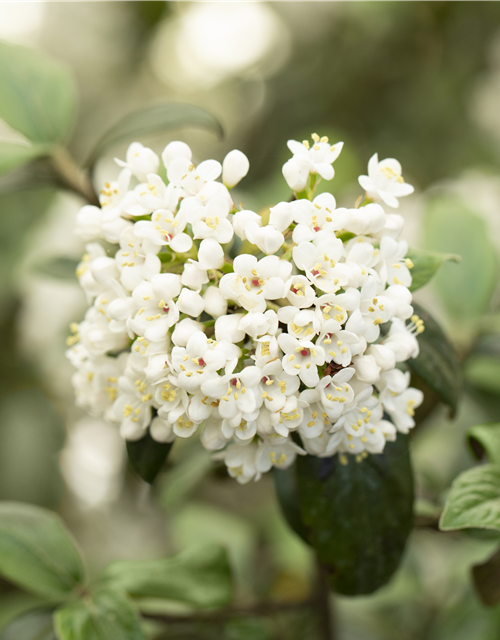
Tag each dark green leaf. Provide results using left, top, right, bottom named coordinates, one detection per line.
left=273, top=467, right=309, bottom=543
left=34, top=257, right=78, bottom=281
left=0, top=610, right=56, bottom=640
left=0, top=142, right=48, bottom=176
left=100, top=543, right=233, bottom=608
left=440, top=464, right=500, bottom=532
left=467, top=423, right=500, bottom=464
left=423, top=196, right=498, bottom=324
left=86, top=104, right=223, bottom=167
left=472, top=546, right=500, bottom=606
left=408, top=302, right=461, bottom=413
left=406, top=247, right=460, bottom=292
left=280, top=435, right=414, bottom=595
left=0, top=502, right=86, bottom=597
left=54, top=588, right=144, bottom=640
left=126, top=431, right=173, bottom=484
left=0, top=41, right=76, bottom=144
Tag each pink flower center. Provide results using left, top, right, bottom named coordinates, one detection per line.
left=311, top=269, right=320, bottom=277
left=164, top=233, right=172, bottom=242
left=261, top=376, right=269, bottom=384
left=251, top=278, right=260, bottom=287
left=313, top=226, right=321, bottom=232
left=300, top=349, right=309, bottom=357
left=230, top=378, right=238, bottom=386
left=198, top=358, right=206, bottom=367
left=163, top=305, right=169, bottom=313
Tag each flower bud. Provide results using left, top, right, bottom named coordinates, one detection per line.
left=232, top=210, right=261, bottom=241
left=172, top=318, right=203, bottom=347
left=282, top=158, right=308, bottom=192
left=203, top=286, right=227, bottom=318
left=115, top=142, right=159, bottom=182
left=366, top=345, right=396, bottom=371
left=90, top=256, right=119, bottom=284
left=198, top=238, right=224, bottom=269
left=222, top=149, right=250, bottom=188
left=176, top=288, right=205, bottom=317
left=76, top=205, right=102, bottom=241
left=352, top=354, right=381, bottom=384
left=150, top=417, right=175, bottom=443
left=215, top=313, right=246, bottom=343
left=161, top=141, right=192, bottom=168
left=181, top=262, right=209, bottom=290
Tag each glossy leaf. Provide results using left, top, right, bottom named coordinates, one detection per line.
left=423, top=196, right=498, bottom=324
left=126, top=431, right=173, bottom=485
left=408, top=302, right=461, bottom=413
left=54, top=588, right=144, bottom=640
left=406, top=247, right=459, bottom=292
left=34, top=257, right=78, bottom=281
left=440, top=464, right=500, bottom=532
left=281, top=435, right=414, bottom=595
left=273, top=466, right=309, bottom=543
left=467, top=423, right=500, bottom=464
left=0, top=610, right=56, bottom=640
left=0, top=502, right=85, bottom=597
left=0, top=41, right=76, bottom=144
left=0, top=142, right=48, bottom=176
left=472, top=546, right=500, bottom=606
left=101, top=543, right=233, bottom=609
left=86, top=103, right=223, bottom=167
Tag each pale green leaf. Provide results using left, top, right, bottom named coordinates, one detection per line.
left=423, top=196, right=498, bottom=323
left=440, top=464, right=500, bottom=531
left=86, top=103, right=223, bottom=167
left=406, top=247, right=460, bottom=292
left=34, top=257, right=78, bottom=281
left=0, top=41, right=76, bottom=144
left=0, top=502, right=86, bottom=597
left=464, top=355, right=500, bottom=396
left=0, top=142, right=48, bottom=176
left=0, top=610, right=55, bottom=640
left=100, top=543, right=233, bottom=609
left=54, top=588, right=144, bottom=640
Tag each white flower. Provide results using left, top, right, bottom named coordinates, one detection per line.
left=171, top=318, right=204, bottom=347
left=222, top=149, right=250, bottom=188
left=215, top=313, right=246, bottom=344
left=358, top=153, right=414, bottom=208
left=256, top=438, right=305, bottom=473
left=203, top=287, right=227, bottom=319
left=191, top=196, right=233, bottom=243
left=293, top=231, right=350, bottom=293
left=129, top=274, right=182, bottom=341
left=123, top=176, right=181, bottom=217
left=282, top=158, right=309, bottom=192
left=115, top=142, right=159, bottom=182
left=245, top=221, right=284, bottom=255
left=134, top=208, right=192, bottom=254
left=284, top=275, right=316, bottom=309
left=219, top=255, right=291, bottom=313
left=176, top=288, right=205, bottom=317
left=292, top=193, right=349, bottom=243
left=201, top=367, right=261, bottom=421
left=317, top=322, right=364, bottom=367
left=239, top=310, right=278, bottom=339
left=278, top=333, right=325, bottom=387
left=384, top=387, right=423, bottom=433
left=382, top=317, right=421, bottom=361
left=171, top=331, right=227, bottom=392
left=376, top=236, right=412, bottom=287
left=277, top=306, right=321, bottom=340
left=223, top=441, right=260, bottom=484
left=167, top=157, right=222, bottom=196
left=115, top=227, right=161, bottom=291
left=343, top=203, right=386, bottom=236
left=113, top=364, right=158, bottom=440
left=317, top=368, right=356, bottom=421
left=232, top=210, right=262, bottom=241
left=352, top=354, right=381, bottom=384
left=150, top=416, right=176, bottom=443
left=287, top=134, right=344, bottom=182
left=345, top=276, right=395, bottom=343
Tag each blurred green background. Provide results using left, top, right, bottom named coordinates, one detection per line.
left=1, top=2, right=500, bottom=638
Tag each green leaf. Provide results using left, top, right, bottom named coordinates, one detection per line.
left=423, top=196, right=498, bottom=324
left=278, top=435, right=414, bottom=595
left=100, top=543, right=233, bottom=609
left=86, top=104, right=223, bottom=167
left=126, top=431, right=173, bottom=485
left=440, top=464, right=500, bottom=532
left=472, top=546, right=500, bottom=606
left=406, top=247, right=460, bottom=292
left=273, top=467, right=309, bottom=543
left=464, top=355, right=500, bottom=395
left=0, top=142, right=48, bottom=176
left=0, top=610, right=56, bottom=640
left=54, top=588, right=144, bottom=640
left=467, top=423, right=500, bottom=464
left=0, top=502, right=86, bottom=597
left=34, top=257, right=78, bottom=281
left=408, top=302, right=461, bottom=413
left=0, top=41, right=76, bottom=144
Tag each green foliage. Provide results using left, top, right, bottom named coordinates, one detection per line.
left=423, top=196, right=498, bottom=325
left=0, top=610, right=56, bottom=640
left=54, top=588, right=144, bottom=640
left=464, top=355, right=500, bottom=395
left=409, top=303, right=461, bottom=413
left=0, top=41, right=76, bottom=145
left=126, top=431, right=174, bottom=484
left=440, top=465, right=500, bottom=532
left=0, top=142, right=48, bottom=176
left=86, top=104, right=223, bottom=168
left=101, top=543, right=233, bottom=608
left=0, top=502, right=85, bottom=598
left=467, top=423, right=500, bottom=464
left=276, top=435, right=414, bottom=595
left=34, top=257, right=79, bottom=281
left=406, top=247, right=460, bottom=292
left=472, top=547, right=500, bottom=607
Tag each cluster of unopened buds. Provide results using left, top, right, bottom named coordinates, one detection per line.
left=67, top=132, right=424, bottom=483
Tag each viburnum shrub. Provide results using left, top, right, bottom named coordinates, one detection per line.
left=67, top=133, right=425, bottom=483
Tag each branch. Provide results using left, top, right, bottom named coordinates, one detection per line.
left=142, top=598, right=314, bottom=625
left=51, top=146, right=100, bottom=206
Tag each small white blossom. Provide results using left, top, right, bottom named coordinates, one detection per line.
left=359, top=153, right=414, bottom=208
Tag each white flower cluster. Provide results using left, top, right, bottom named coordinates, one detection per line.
left=67, top=134, right=424, bottom=484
